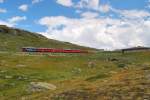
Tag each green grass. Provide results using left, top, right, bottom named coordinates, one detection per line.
left=0, top=51, right=150, bottom=99
left=85, top=73, right=109, bottom=81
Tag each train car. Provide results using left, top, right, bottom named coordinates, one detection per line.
left=63, top=49, right=81, bottom=53
left=22, top=47, right=88, bottom=53
left=22, top=47, right=37, bottom=52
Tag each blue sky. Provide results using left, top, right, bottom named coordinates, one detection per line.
left=0, top=0, right=150, bottom=49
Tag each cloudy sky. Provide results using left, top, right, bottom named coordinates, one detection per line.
left=0, top=0, right=150, bottom=50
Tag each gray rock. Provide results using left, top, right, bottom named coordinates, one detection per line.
left=28, top=82, right=57, bottom=92
left=88, top=61, right=96, bottom=68
left=16, top=64, right=26, bottom=68
left=0, top=70, right=7, bottom=73
left=72, top=67, right=82, bottom=74
left=109, top=71, right=117, bottom=74
left=146, top=74, right=150, bottom=80
left=5, top=75, right=13, bottom=79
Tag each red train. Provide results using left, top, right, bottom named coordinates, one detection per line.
left=22, top=47, right=88, bottom=53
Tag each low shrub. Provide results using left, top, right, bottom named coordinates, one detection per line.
left=117, top=63, right=126, bottom=68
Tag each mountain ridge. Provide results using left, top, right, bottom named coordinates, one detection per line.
left=0, top=25, right=97, bottom=52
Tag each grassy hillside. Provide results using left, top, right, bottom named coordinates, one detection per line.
left=0, top=51, right=150, bottom=99
left=0, top=25, right=95, bottom=52
left=0, top=25, right=149, bottom=100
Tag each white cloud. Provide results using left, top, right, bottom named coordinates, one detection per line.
left=32, top=0, right=150, bottom=50
left=0, top=0, right=5, bottom=3
left=99, top=4, right=110, bottom=13
left=38, top=8, right=150, bottom=50
left=123, top=10, right=150, bottom=18
left=81, top=11, right=99, bottom=18
left=112, top=8, right=150, bottom=19
left=18, top=4, right=28, bottom=12
left=147, top=0, right=150, bottom=8
left=77, top=0, right=99, bottom=10
left=0, top=20, right=13, bottom=27
left=56, top=0, right=110, bottom=13
left=32, top=0, right=43, bottom=4
left=0, top=16, right=27, bottom=27
left=89, top=0, right=99, bottom=9
left=56, top=0, right=100, bottom=9
left=8, top=16, right=27, bottom=25
left=56, top=0, right=73, bottom=7
left=0, top=8, right=7, bottom=13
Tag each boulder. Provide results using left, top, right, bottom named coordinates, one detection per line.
left=28, top=82, right=56, bottom=92
left=88, top=61, right=96, bottom=68
left=72, top=67, right=82, bottom=74
left=5, top=75, right=13, bottom=79
left=16, top=64, right=26, bottom=68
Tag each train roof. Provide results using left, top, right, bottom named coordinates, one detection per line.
left=22, top=47, right=82, bottom=50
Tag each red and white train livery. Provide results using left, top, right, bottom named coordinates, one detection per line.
left=22, top=47, right=88, bottom=53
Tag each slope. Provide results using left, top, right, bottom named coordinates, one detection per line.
left=0, top=25, right=95, bottom=52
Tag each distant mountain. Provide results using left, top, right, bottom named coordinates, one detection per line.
left=0, top=25, right=96, bottom=52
